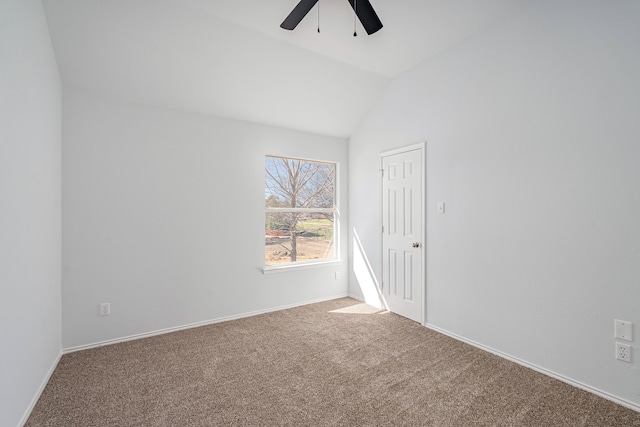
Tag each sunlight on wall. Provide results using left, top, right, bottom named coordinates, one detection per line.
left=352, top=229, right=387, bottom=309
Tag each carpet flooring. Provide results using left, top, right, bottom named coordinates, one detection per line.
left=27, top=298, right=640, bottom=426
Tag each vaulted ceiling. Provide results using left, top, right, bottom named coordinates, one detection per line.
left=42, top=0, right=527, bottom=137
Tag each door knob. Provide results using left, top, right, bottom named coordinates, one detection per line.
left=413, top=242, right=420, bottom=248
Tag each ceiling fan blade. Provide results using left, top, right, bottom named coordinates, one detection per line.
left=347, top=0, right=383, bottom=35
left=281, top=0, right=319, bottom=30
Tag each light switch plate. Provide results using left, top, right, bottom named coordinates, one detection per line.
left=437, top=202, right=445, bottom=214
left=615, top=319, right=632, bottom=341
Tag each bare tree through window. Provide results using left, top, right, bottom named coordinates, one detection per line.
left=265, top=156, right=336, bottom=265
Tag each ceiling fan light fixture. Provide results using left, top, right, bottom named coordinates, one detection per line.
left=280, top=0, right=382, bottom=36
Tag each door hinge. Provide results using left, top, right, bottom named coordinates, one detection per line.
left=380, top=169, right=385, bottom=177
left=382, top=225, right=384, bottom=233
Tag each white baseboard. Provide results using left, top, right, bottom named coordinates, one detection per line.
left=425, top=323, right=640, bottom=413
left=347, top=293, right=365, bottom=303
left=347, top=293, right=387, bottom=310
left=63, top=293, right=349, bottom=354
left=19, top=350, right=63, bottom=427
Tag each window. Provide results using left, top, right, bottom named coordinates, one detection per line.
left=265, top=156, right=337, bottom=268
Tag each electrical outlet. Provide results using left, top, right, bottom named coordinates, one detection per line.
left=616, top=342, right=631, bottom=363
left=335, top=271, right=340, bottom=280
left=100, top=303, right=110, bottom=316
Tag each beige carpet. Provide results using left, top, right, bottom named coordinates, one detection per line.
left=27, top=298, right=639, bottom=426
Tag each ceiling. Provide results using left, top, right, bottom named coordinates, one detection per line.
left=42, top=0, right=527, bottom=137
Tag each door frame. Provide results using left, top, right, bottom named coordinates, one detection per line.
left=379, top=142, right=426, bottom=325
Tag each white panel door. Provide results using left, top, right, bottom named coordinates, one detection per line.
left=381, top=147, right=423, bottom=323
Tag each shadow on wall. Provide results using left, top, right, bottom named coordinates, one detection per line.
left=352, top=228, right=387, bottom=310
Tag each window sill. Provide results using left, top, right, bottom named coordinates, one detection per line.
left=263, top=259, right=341, bottom=274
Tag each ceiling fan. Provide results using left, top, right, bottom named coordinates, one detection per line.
left=281, top=0, right=383, bottom=35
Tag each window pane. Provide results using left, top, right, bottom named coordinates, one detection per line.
left=265, top=156, right=335, bottom=209
left=265, top=212, right=335, bottom=265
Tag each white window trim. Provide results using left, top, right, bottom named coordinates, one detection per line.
left=266, top=208, right=334, bottom=213
left=263, top=259, right=342, bottom=274
left=264, top=155, right=340, bottom=272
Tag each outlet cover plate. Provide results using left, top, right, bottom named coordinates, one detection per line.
left=616, top=342, right=632, bottom=363
left=100, top=303, right=110, bottom=316
left=615, top=319, right=632, bottom=341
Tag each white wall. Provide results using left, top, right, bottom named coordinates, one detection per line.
left=62, top=90, right=348, bottom=349
left=349, top=0, right=640, bottom=409
left=0, top=1, right=62, bottom=426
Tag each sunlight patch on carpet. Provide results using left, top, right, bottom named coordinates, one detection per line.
left=329, top=303, right=386, bottom=315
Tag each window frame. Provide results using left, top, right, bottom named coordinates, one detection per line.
left=263, top=155, right=340, bottom=273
